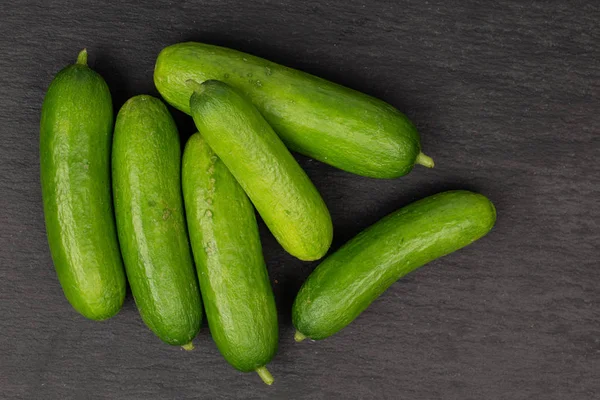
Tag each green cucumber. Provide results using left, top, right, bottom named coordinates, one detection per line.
left=112, top=95, right=202, bottom=346
left=40, top=49, right=125, bottom=320
left=154, top=42, right=434, bottom=179
left=188, top=80, right=332, bottom=261
left=292, top=190, right=496, bottom=341
left=182, top=133, right=278, bottom=385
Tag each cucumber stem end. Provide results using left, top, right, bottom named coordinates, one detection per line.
left=294, top=330, right=307, bottom=342
left=181, top=342, right=194, bottom=351
left=256, top=366, right=274, bottom=385
left=416, top=152, right=435, bottom=168
left=186, top=79, right=204, bottom=94
left=76, top=49, right=88, bottom=66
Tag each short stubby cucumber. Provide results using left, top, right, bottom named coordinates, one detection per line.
left=189, top=80, right=333, bottom=261
left=182, top=133, right=278, bottom=385
left=292, top=190, right=496, bottom=341
left=112, top=95, right=202, bottom=347
left=40, top=49, right=126, bottom=320
left=154, top=42, right=434, bottom=178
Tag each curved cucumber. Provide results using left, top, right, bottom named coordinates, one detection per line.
left=292, top=190, right=496, bottom=341
left=189, top=80, right=332, bottom=261
left=112, top=95, right=202, bottom=346
left=154, top=42, right=434, bottom=179
left=182, top=133, right=278, bottom=385
left=40, top=49, right=125, bottom=320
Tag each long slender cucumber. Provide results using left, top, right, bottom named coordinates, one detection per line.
left=182, top=133, right=278, bottom=385
left=112, top=95, right=202, bottom=346
left=154, top=42, right=434, bottom=178
left=292, top=190, right=496, bottom=341
left=188, top=80, right=333, bottom=261
left=40, top=49, right=125, bottom=320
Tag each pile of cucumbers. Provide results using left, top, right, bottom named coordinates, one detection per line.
left=40, top=43, right=496, bottom=385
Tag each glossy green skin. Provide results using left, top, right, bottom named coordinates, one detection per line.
left=293, top=191, right=496, bottom=340
left=182, top=133, right=278, bottom=372
left=189, top=81, right=333, bottom=261
left=40, top=56, right=125, bottom=320
left=112, top=95, right=202, bottom=345
left=154, top=42, right=422, bottom=178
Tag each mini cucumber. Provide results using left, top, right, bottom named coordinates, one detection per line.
left=292, top=190, right=496, bottom=341
left=112, top=95, right=202, bottom=346
left=188, top=80, right=333, bottom=261
left=40, top=49, right=125, bottom=320
left=182, top=133, right=278, bottom=385
left=154, top=42, right=434, bottom=178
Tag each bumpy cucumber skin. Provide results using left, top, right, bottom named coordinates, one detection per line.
left=112, top=95, right=202, bottom=345
left=292, top=190, right=496, bottom=340
left=182, top=133, right=278, bottom=373
left=40, top=52, right=125, bottom=320
left=154, top=42, right=422, bottom=178
left=189, top=81, right=333, bottom=261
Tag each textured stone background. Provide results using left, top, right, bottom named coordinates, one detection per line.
left=0, top=1, right=598, bottom=399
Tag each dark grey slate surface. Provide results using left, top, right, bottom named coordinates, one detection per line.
left=0, top=1, right=598, bottom=399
